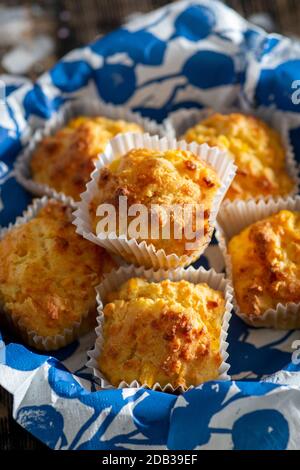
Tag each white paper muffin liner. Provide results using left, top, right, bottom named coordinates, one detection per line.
left=14, top=98, right=169, bottom=205
left=167, top=106, right=299, bottom=204
left=87, top=264, right=233, bottom=393
left=0, top=195, right=99, bottom=351
left=73, top=132, right=236, bottom=269
left=216, top=195, right=300, bottom=329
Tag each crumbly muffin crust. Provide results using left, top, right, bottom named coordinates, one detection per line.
left=99, top=277, right=225, bottom=389
left=228, top=210, right=300, bottom=317
left=31, top=116, right=143, bottom=200
left=0, top=200, right=115, bottom=340
left=184, top=113, right=294, bottom=201
left=90, top=147, right=220, bottom=257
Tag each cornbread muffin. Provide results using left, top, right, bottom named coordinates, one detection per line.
left=90, top=148, right=220, bottom=258
left=31, top=116, right=143, bottom=200
left=184, top=113, right=294, bottom=201
left=0, top=200, right=115, bottom=349
left=99, top=278, right=226, bottom=389
left=228, top=210, right=300, bottom=320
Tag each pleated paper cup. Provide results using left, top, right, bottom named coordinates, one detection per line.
left=0, top=196, right=98, bottom=351
left=216, top=195, right=300, bottom=329
left=167, top=106, right=299, bottom=204
left=14, top=98, right=169, bottom=205
left=87, top=264, right=233, bottom=393
left=73, top=132, right=236, bottom=269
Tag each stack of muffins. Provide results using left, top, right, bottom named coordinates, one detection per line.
left=0, top=100, right=299, bottom=392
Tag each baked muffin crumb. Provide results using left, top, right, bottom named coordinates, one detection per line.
left=99, top=277, right=225, bottom=389
left=31, top=116, right=143, bottom=200
left=228, top=210, right=300, bottom=318
left=90, top=147, right=221, bottom=259
left=184, top=113, right=295, bottom=201
left=0, top=200, right=115, bottom=343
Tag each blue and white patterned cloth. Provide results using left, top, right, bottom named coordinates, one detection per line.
left=1, top=0, right=300, bottom=450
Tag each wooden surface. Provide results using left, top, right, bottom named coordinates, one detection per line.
left=62, top=0, right=300, bottom=46
left=1, top=0, right=299, bottom=452
left=0, top=386, right=46, bottom=450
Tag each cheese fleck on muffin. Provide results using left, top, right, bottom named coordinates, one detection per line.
left=99, top=278, right=225, bottom=389
left=0, top=200, right=115, bottom=347
left=31, top=116, right=143, bottom=200
left=184, top=113, right=295, bottom=201
left=228, top=210, right=300, bottom=319
left=90, top=148, right=220, bottom=259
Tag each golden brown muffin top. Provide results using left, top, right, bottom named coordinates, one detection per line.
left=99, top=277, right=225, bottom=389
left=0, top=200, right=115, bottom=337
left=228, top=210, right=300, bottom=317
left=31, top=116, right=143, bottom=200
left=184, top=113, right=295, bottom=201
left=90, top=148, right=220, bottom=257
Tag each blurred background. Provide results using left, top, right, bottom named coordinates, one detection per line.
left=0, top=0, right=299, bottom=451
left=0, top=0, right=299, bottom=80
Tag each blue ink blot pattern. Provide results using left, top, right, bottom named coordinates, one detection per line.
left=1, top=0, right=300, bottom=450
